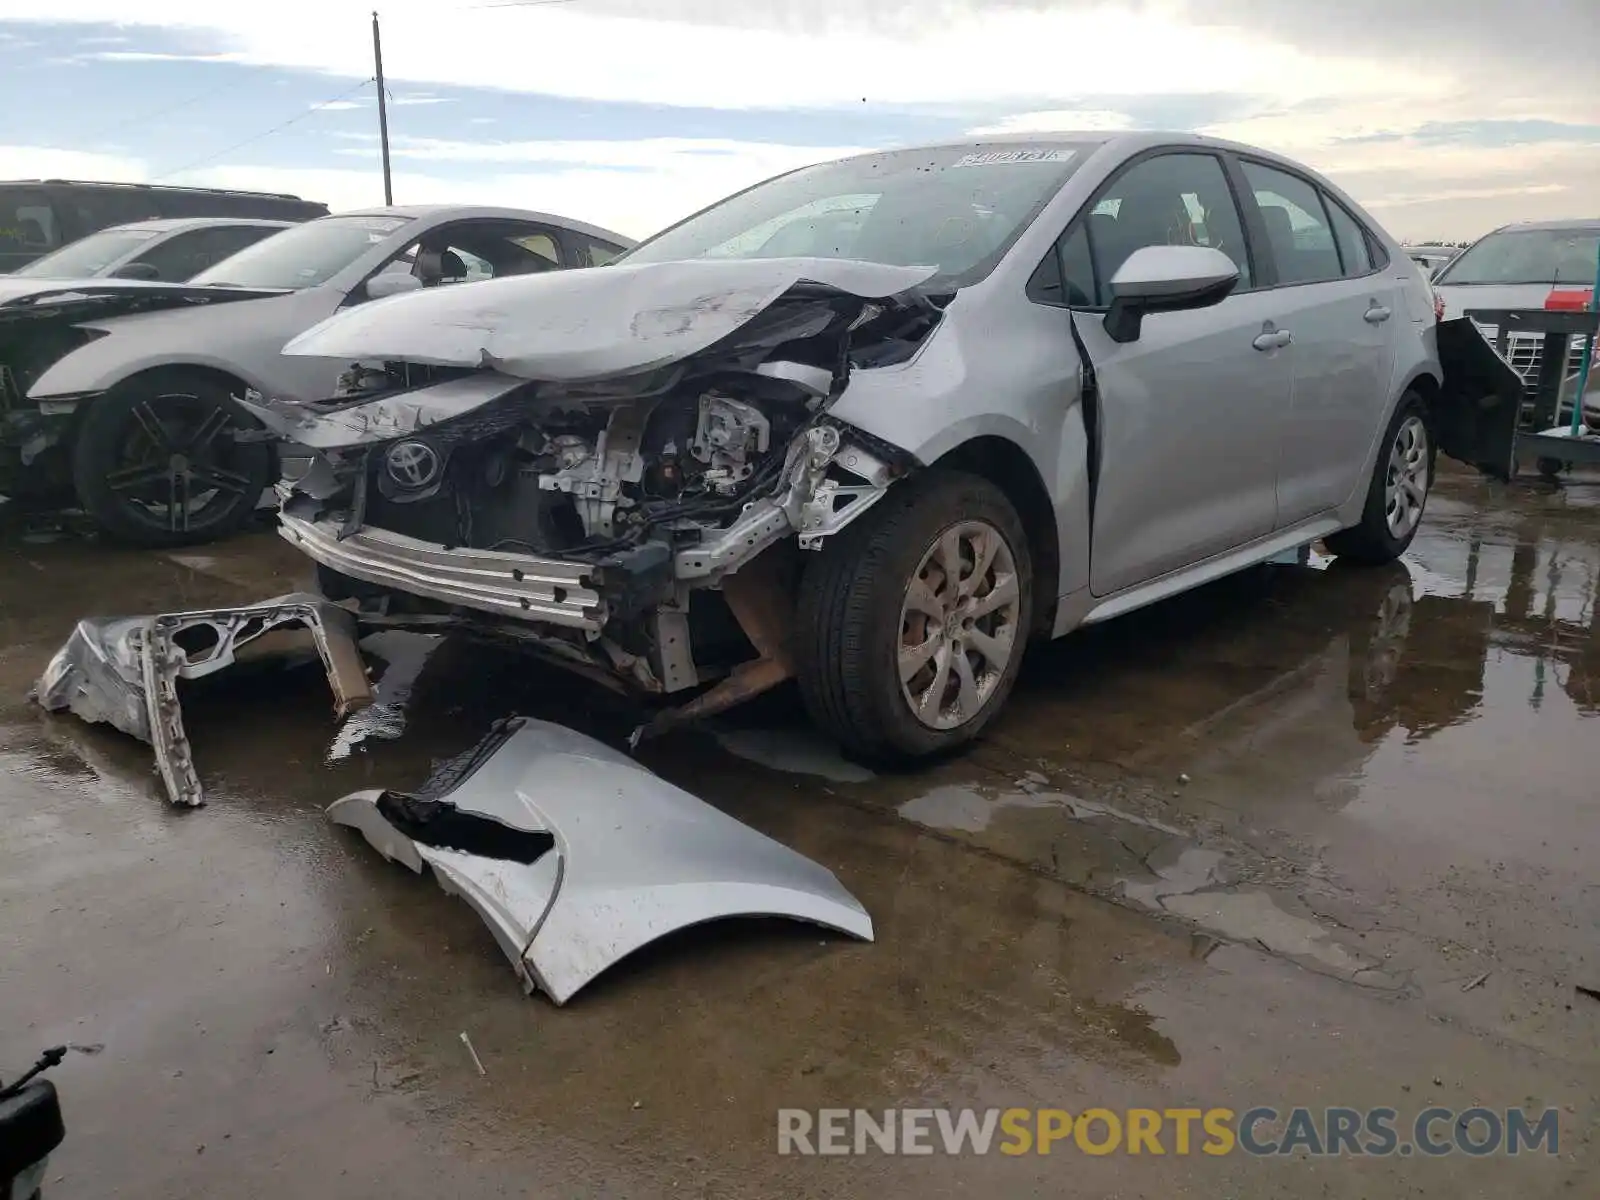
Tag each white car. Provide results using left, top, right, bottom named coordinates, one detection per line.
left=1431, top=218, right=1600, bottom=422
left=8, top=217, right=293, bottom=283
left=0, top=204, right=632, bottom=545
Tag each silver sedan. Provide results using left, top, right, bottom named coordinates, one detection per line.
left=262, top=133, right=1520, bottom=763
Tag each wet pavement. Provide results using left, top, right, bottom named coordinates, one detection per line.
left=2, top=469, right=1598, bottom=1198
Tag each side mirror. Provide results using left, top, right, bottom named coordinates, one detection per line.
left=1103, top=245, right=1239, bottom=343
left=364, top=272, right=423, bottom=301
left=110, top=261, right=160, bottom=281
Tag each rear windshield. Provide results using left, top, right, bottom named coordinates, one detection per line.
left=620, top=144, right=1090, bottom=288
left=1434, top=227, right=1600, bottom=286
left=13, top=227, right=160, bottom=278
left=190, top=214, right=411, bottom=290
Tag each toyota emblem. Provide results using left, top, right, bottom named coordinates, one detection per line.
left=385, top=439, right=442, bottom=489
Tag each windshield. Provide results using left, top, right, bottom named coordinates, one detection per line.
left=620, top=144, right=1090, bottom=287
left=1434, top=227, right=1600, bottom=286
left=14, top=227, right=159, bottom=278
left=189, top=214, right=412, bottom=290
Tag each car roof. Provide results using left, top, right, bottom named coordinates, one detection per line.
left=109, top=217, right=297, bottom=234
left=841, top=129, right=1355, bottom=178
left=1484, top=218, right=1600, bottom=234
left=329, top=204, right=637, bottom=248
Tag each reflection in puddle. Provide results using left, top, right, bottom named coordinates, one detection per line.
left=327, top=632, right=443, bottom=761
left=1121, top=847, right=1398, bottom=989
left=899, top=780, right=1185, bottom=836
left=898, top=780, right=1398, bottom=989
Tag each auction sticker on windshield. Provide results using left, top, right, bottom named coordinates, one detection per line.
left=951, top=148, right=1076, bottom=168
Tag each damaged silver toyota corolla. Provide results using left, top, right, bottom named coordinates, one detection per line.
left=252, top=133, right=1523, bottom=763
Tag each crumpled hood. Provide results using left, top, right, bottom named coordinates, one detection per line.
left=280, top=256, right=937, bottom=382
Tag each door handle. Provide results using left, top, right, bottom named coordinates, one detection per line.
left=1252, top=329, right=1292, bottom=351
left=1364, top=304, right=1392, bottom=324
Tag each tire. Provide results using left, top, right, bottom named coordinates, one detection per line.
left=796, top=469, right=1034, bottom=764
left=1325, top=391, right=1434, bottom=566
left=71, top=374, right=273, bottom=548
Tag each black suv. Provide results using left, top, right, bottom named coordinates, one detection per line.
left=0, top=180, right=329, bottom=272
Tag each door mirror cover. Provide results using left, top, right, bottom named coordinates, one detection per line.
left=110, top=261, right=160, bottom=280
left=1104, top=245, right=1240, bottom=342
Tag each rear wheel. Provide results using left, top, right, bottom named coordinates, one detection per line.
left=796, top=470, right=1033, bottom=764
left=70, top=375, right=272, bottom=547
left=1325, top=392, right=1433, bottom=565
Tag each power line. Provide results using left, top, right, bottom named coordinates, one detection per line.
left=86, top=75, right=256, bottom=145
left=152, top=77, right=375, bottom=181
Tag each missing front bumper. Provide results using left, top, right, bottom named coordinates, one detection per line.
left=33, top=593, right=373, bottom=806
left=278, top=511, right=607, bottom=631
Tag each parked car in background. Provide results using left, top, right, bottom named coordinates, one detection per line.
left=1431, top=218, right=1600, bottom=421
left=256, top=132, right=1521, bottom=765
left=1405, top=244, right=1460, bottom=277
left=9, top=218, right=293, bottom=283
left=0, top=180, right=327, bottom=273
left=0, top=204, right=634, bottom=545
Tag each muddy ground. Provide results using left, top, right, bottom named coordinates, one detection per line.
left=1, top=467, right=1597, bottom=1198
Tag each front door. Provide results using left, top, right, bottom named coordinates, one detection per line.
left=1065, top=151, right=1293, bottom=597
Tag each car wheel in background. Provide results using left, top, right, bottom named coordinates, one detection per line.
left=1325, top=391, right=1434, bottom=566
left=71, top=374, right=273, bottom=548
left=796, top=469, right=1033, bottom=764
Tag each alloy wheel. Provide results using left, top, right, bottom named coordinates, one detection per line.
left=897, top=520, right=1022, bottom=731
left=1383, top=414, right=1429, bottom=540
left=104, top=393, right=257, bottom=534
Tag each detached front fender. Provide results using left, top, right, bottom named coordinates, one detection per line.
left=328, top=716, right=874, bottom=1005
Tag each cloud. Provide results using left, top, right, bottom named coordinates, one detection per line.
left=318, top=99, right=368, bottom=111
left=0, top=1, right=1447, bottom=111
left=0, top=143, right=145, bottom=180
left=0, top=133, right=866, bottom=239
left=392, top=93, right=452, bottom=106
left=967, top=109, right=1138, bottom=136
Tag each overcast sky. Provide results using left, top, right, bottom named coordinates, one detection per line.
left=0, top=0, right=1594, bottom=241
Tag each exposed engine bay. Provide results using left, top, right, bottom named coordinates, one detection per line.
left=248, top=258, right=946, bottom=732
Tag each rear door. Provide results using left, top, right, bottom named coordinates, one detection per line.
left=1236, top=159, right=1401, bottom=525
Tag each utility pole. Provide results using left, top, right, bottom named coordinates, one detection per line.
left=372, top=10, right=393, bottom=205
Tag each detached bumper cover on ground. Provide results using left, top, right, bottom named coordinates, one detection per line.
left=329, top=716, right=874, bottom=1005
left=30, top=608, right=872, bottom=1002
left=32, top=592, right=372, bottom=806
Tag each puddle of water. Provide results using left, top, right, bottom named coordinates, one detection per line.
left=710, top=725, right=875, bottom=784
left=327, top=631, right=444, bottom=761
left=898, top=780, right=1187, bottom=837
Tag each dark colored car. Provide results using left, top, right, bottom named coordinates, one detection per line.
left=0, top=180, right=328, bottom=272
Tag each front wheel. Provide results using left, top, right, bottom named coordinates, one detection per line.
left=1325, top=392, right=1433, bottom=565
left=70, top=375, right=273, bottom=548
left=795, top=470, right=1033, bottom=764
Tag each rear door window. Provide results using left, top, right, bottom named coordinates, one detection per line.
left=1322, top=197, right=1375, bottom=277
